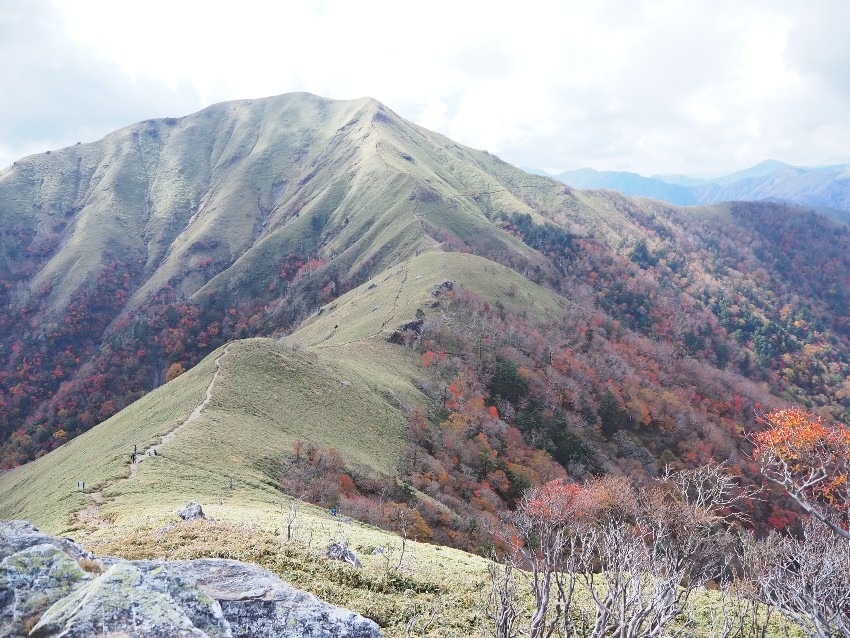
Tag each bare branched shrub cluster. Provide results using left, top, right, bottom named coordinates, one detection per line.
left=485, top=464, right=746, bottom=638
left=484, top=409, right=850, bottom=638
left=484, top=463, right=797, bottom=638
left=740, top=518, right=850, bottom=638
left=744, top=408, right=850, bottom=638
left=280, top=443, right=347, bottom=505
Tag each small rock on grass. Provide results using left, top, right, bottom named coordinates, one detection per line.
left=327, top=542, right=363, bottom=568
left=176, top=500, right=207, bottom=521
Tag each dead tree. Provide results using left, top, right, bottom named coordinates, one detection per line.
left=488, top=464, right=746, bottom=638
left=742, top=518, right=850, bottom=638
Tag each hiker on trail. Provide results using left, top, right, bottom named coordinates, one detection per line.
left=131, top=450, right=137, bottom=463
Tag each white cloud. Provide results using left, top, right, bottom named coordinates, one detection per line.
left=1, top=0, right=848, bottom=175
left=0, top=0, right=202, bottom=168
left=417, top=97, right=450, bottom=134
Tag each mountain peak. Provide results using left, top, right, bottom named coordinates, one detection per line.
left=713, top=159, right=796, bottom=185
left=752, top=158, right=795, bottom=171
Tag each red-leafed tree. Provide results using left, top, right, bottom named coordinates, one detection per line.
left=748, top=407, right=850, bottom=638
left=487, top=466, right=742, bottom=638
left=753, top=407, right=850, bottom=540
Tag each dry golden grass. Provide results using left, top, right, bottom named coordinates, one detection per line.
left=83, top=506, right=802, bottom=638
left=85, top=506, right=488, bottom=638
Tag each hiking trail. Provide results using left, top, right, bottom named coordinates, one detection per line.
left=84, top=345, right=230, bottom=514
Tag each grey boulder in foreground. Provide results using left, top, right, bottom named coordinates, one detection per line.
left=0, top=519, right=382, bottom=637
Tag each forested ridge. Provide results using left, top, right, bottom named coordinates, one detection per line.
left=2, top=95, right=850, bottom=546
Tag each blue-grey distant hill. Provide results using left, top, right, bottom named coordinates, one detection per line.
left=551, top=168, right=700, bottom=205
left=548, top=160, right=850, bottom=217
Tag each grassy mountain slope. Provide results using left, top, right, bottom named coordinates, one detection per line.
left=0, top=246, right=567, bottom=529
left=2, top=93, right=850, bottom=541
left=294, top=251, right=564, bottom=349
left=0, top=336, right=412, bottom=532
left=5, top=92, right=623, bottom=463
left=1, top=92, right=549, bottom=315
left=0, top=349, right=216, bottom=530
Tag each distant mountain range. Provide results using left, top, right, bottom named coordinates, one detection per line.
left=538, top=160, right=850, bottom=220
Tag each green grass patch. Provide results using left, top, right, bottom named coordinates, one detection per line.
left=0, top=349, right=217, bottom=531
left=0, top=337, right=415, bottom=533
left=294, top=251, right=566, bottom=350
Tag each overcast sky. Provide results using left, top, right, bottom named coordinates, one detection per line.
left=3, top=0, right=849, bottom=176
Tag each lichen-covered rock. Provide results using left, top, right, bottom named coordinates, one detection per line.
left=0, top=520, right=382, bottom=637
left=0, top=520, right=94, bottom=563
left=176, top=500, right=206, bottom=521
left=31, top=561, right=230, bottom=638
left=0, top=544, right=91, bottom=637
left=327, top=542, right=362, bottom=569
left=168, top=559, right=381, bottom=638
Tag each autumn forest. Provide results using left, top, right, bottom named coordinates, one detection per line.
left=1, top=94, right=849, bottom=637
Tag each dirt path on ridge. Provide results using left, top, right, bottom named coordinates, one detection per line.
left=317, top=268, right=409, bottom=350
left=129, top=345, right=230, bottom=479
left=83, top=345, right=230, bottom=514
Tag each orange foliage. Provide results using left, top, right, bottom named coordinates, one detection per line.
left=382, top=502, right=433, bottom=542
left=338, top=474, right=357, bottom=495
left=754, top=407, right=850, bottom=513
left=522, top=479, right=588, bottom=523
left=165, top=362, right=186, bottom=382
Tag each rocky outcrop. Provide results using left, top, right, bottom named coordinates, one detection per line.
left=0, top=520, right=95, bottom=562
left=386, top=317, right=424, bottom=344
left=0, top=520, right=382, bottom=638
left=168, top=559, right=379, bottom=637
left=0, top=544, right=92, bottom=637
left=32, top=561, right=230, bottom=638
left=176, top=500, right=207, bottom=521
